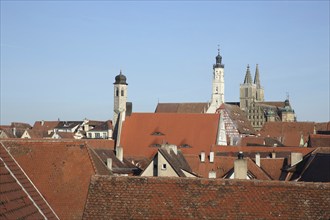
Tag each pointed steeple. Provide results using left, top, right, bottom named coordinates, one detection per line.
left=244, top=64, right=252, bottom=84
left=254, top=64, right=260, bottom=88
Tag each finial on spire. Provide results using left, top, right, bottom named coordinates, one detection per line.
left=286, top=92, right=290, bottom=100
left=120, top=69, right=122, bottom=75
left=217, top=44, right=220, bottom=55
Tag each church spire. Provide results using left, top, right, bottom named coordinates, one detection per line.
left=244, top=64, right=252, bottom=84
left=214, top=45, right=224, bottom=68
left=254, top=64, right=261, bottom=88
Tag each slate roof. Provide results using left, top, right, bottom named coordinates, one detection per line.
left=155, top=102, right=209, bottom=113
left=0, top=143, right=59, bottom=219
left=287, top=147, right=330, bottom=182
left=83, top=176, right=330, bottom=219
left=259, top=121, right=315, bottom=146
left=121, top=113, right=220, bottom=157
left=0, top=139, right=99, bottom=220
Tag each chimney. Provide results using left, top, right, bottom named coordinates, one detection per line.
left=271, top=151, right=276, bottom=159
left=208, top=170, right=216, bottom=179
left=200, top=151, right=205, bottom=162
left=12, top=127, right=16, bottom=137
left=255, top=153, right=261, bottom=167
left=209, top=151, right=214, bottom=163
left=116, top=146, right=123, bottom=162
left=107, top=158, right=112, bottom=170
left=291, top=152, right=303, bottom=166
left=234, top=152, right=247, bottom=179
left=41, top=120, right=45, bottom=126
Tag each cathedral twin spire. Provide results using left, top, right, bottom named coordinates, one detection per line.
left=244, top=64, right=260, bottom=86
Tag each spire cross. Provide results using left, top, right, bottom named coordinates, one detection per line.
left=217, top=44, right=220, bottom=55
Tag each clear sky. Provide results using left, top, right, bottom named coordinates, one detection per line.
left=1, top=1, right=329, bottom=125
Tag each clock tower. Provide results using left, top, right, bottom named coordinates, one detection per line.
left=207, top=47, right=225, bottom=113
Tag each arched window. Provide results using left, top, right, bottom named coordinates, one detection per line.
left=121, top=90, right=124, bottom=96
left=116, top=88, right=119, bottom=97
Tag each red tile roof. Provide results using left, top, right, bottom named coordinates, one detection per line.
left=259, top=122, right=315, bottom=146
left=83, top=176, right=330, bottom=219
left=260, top=158, right=286, bottom=180
left=185, top=155, right=271, bottom=180
left=155, top=102, right=208, bottom=113
left=121, top=113, right=220, bottom=157
left=1, top=139, right=98, bottom=220
left=308, top=134, right=330, bottom=148
left=0, top=143, right=59, bottom=219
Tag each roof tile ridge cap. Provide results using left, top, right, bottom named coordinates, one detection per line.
left=85, top=142, right=98, bottom=175
left=0, top=142, right=60, bottom=219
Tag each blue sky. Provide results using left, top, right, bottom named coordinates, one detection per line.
left=1, top=1, right=329, bottom=125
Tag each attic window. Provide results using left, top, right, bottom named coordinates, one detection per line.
left=161, top=164, right=167, bottom=170
left=180, top=144, right=192, bottom=148
left=151, top=131, right=164, bottom=136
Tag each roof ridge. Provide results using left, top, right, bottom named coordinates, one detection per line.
left=85, top=142, right=99, bottom=175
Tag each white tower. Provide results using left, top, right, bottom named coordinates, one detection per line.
left=207, top=47, right=225, bottom=113
left=113, top=70, right=128, bottom=126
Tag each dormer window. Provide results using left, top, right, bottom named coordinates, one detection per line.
left=151, top=131, right=164, bottom=136
left=181, top=144, right=191, bottom=148
left=151, top=144, right=161, bottom=148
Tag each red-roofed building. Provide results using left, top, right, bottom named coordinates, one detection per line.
left=0, top=143, right=59, bottom=219
left=259, top=121, right=316, bottom=146
left=83, top=176, right=330, bottom=219
left=120, top=113, right=221, bottom=157
left=0, top=139, right=112, bottom=220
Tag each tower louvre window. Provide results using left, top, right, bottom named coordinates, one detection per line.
left=116, top=89, right=119, bottom=97
left=121, top=90, right=124, bottom=96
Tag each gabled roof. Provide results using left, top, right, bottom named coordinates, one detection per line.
left=239, top=136, right=284, bottom=147
left=53, top=132, right=75, bottom=139
left=308, top=134, right=330, bottom=148
left=157, top=146, right=194, bottom=177
left=88, top=120, right=113, bottom=132
left=0, top=139, right=98, bottom=220
left=83, top=176, right=330, bottom=219
left=155, top=102, right=209, bottom=113
left=0, top=143, right=59, bottom=219
left=121, top=113, right=220, bottom=157
left=185, top=155, right=270, bottom=180
left=92, top=148, right=141, bottom=175
left=55, top=121, right=82, bottom=130
left=288, top=148, right=330, bottom=182
left=258, top=101, right=286, bottom=108
left=23, top=129, right=48, bottom=139
left=259, top=121, right=315, bottom=146
left=32, top=121, right=60, bottom=131
left=259, top=158, right=286, bottom=180
left=218, top=103, right=255, bottom=135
